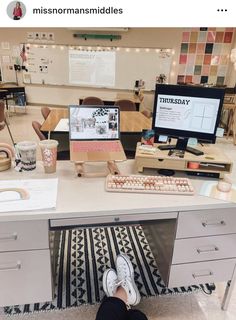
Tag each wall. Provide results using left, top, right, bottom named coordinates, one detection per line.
left=0, top=28, right=235, bottom=111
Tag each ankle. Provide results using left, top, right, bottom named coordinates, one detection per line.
left=113, top=286, right=128, bottom=304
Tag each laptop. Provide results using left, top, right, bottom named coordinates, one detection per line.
left=69, top=105, right=126, bottom=162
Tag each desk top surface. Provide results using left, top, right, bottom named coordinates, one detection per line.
left=41, top=109, right=152, bottom=133
left=0, top=160, right=235, bottom=223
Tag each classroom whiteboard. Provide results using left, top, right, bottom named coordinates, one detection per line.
left=23, top=44, right=172, bottom=90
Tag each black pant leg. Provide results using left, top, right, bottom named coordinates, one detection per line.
left=127, top=309, right=148, bottom=320
left=95, top=297, right=128, bottom=320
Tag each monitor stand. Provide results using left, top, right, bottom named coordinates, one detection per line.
left=158, top=137, right=204, bottom=156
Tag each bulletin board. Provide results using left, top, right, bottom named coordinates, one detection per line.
left=22, top=44, right=173, bottom=90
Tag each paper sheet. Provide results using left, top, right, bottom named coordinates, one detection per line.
left=54, top=118, right=69, bottom=132
left=0, top=179, right=58, bottom=213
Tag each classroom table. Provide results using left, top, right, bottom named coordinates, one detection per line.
left=79, top=93, right=142, bottom=110
left=0, top=85, right=26, bottom=105
left=41, top=109, right=151, bottom=133
left=0, top=160, right=236, bottom=310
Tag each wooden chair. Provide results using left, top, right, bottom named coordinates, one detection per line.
left=32, top=121, right=47, bottom=140
left=81, top=96, right=104, bottom=105
left=32, top=121, right=70, bottom=160
left=114, top=99, right=136, bottom=111
left=141, top=109, right=152, bottom=118
left=41, top=107, right=51, bottom=120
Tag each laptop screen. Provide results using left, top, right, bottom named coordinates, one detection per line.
left=69, top=105, right=120, bottom=140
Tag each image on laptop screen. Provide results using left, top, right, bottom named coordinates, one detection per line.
left=69, top=105, right=120, bottom=140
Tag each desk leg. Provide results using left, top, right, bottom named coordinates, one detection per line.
left=221, top=264, right=236, bottom=310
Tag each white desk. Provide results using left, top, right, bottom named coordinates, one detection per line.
left=0, top=160, right=236, bottom=309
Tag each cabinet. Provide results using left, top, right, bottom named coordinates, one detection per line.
left=142, top=208, right=236, bottom=289
left=0, top=220, right=52, bottom=307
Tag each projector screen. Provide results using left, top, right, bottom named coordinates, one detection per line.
left=69, top=49, right=116, bottom=87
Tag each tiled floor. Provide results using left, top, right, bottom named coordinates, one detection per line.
left=1, top=106, right=236, bottom=320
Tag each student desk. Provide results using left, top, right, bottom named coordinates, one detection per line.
left=0, top=85, right=26, bottom=105
left=0, top=160, right=236, bottom=310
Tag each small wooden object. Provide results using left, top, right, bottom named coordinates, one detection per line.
left=75, top=161, right=120, bottom=177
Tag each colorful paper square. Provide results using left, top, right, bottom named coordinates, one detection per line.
left=220, top=55, right=228, bottom=65
left=218, top=65, right=227, bottom=76
left=216, top=76, right=225, bottom=85
left=181, top=43, right=188, bottom=54
left=190, top=32, right=198, bottom=43
left=179, top=54, right=187, bottom=64
left=187, top=54, right=195, bottom=64
left=189, top=43, right=197, bottom=53
left=210, top=66, right=218, bottom=76
left=177, top=75, right=185, bottom=83
left=207, top=32, right=216, bottom=42
left=208, top=76, right=217, bottom=85
left=182, top=32, right=190, bottom=42
left=186, top=65, right=194, bottom=74
left=221, top=44, right=231, bottom=55
left=196, top=43, right=205, bottom=54
left=203, top=54, right=211, bottom=65
left=215, top=32, right=224, bottom=43
left=198, top=31, right=207, bottom=42
left=195, top=55, right=204, bottom=65
left=224, top=32, right=233, bottom=43
left=185, top=75, right=193, bottom=83
left=200, top=76, right=208, bottom=84
left=193, top=75, right=201, bottom=84
left=194, top=65, right=202, bottom=75
left=205, top=43, right=213, bottom=54
left=212, top=44, right=222, bottom=55
left=202, top=65, right=210, bottom=76
left=211, top=55, right=220, bottom=65
left=178, top=64, right=186, bottom=74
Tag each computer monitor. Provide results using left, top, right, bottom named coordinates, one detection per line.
left=152, top=84, right=225, bottom=155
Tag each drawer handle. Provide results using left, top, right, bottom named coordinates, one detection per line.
left=202, top=220, right=226, bottom=227
left=197, top=246, right=219, bottom=254
left=0, top=233, right=17, bottom=241
left=192, top=271, right=213, bottom=278
left=0, top=261, right=21, bottom=271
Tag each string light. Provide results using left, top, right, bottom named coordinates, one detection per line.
left=135, top=48, right=140, bottom=53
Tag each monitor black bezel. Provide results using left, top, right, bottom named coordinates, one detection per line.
left=69, top=105, right=121, bottom=141
left=152, top=84, right=225, bottom=143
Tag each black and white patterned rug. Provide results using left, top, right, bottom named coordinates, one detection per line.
left=3, top=226, right=214, bottom=315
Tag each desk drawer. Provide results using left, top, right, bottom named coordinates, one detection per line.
left=0, top=220, right=49, bottom=252
left=177, top=208, right=236, bottom=238
left=172, top=234, right=236, bottom=264
left=0, top=249, right=52, bottom=306
left=168, top=259, right=236, bottom=288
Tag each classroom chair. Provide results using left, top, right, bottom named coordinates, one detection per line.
left=0, top=101, right=15, bottom=145
left=141, top=109, right=152, bottom=118
left=81, top=96, right=104, bottom=105
left=114, top=99, right=136, bottom=111
left=32, top=121, right=70, bottom=160
left=32, top=121, right=47, bottom=140
left=41, top=107, right=51, bottom=120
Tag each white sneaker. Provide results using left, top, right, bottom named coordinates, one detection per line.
left=102, top=268, right=118, bottom=297
left=116, top=254, right=141, bottom=306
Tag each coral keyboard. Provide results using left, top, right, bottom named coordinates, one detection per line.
left=72, top=141, right=123, bottom=152
left=105, top=175, right=194, bottom=195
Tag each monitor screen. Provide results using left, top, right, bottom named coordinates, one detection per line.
left=152, top=84, right=225, bottom=143
left=69, top=105, right=120, bottom=140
